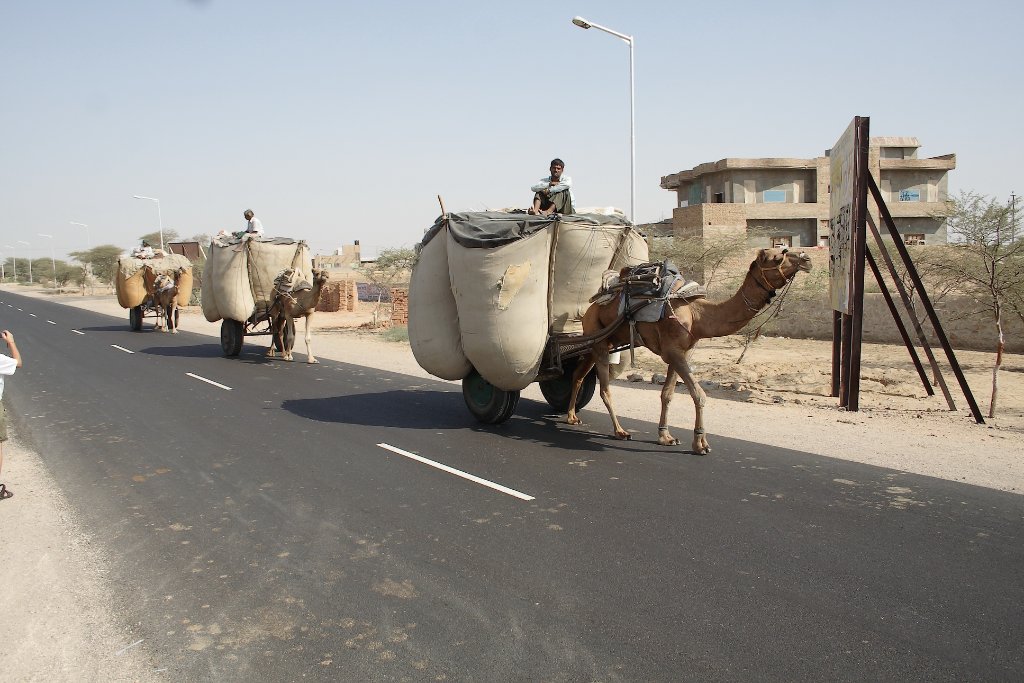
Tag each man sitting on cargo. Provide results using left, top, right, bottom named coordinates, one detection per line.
left=529, top=158, right=575, bottom=215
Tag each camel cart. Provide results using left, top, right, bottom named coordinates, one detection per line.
left=408, top=211, right=649, bottom=423
left=114, top=252, right=194, bottom=331
left=200, top=236, right=309, bottom=356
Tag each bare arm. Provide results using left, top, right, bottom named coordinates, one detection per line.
left=1, top=331, right=22, bottom=368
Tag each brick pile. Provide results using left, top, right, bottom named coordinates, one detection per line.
left=315, top=281, right=342, bottom=312
left=390, top=287, right=409, bottom=326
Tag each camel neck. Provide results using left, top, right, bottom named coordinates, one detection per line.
left=692, top=272, right=775, bottom=338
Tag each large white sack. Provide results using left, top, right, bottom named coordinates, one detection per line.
left=609, top=228, right=649, bottom=273
left=247, top=241, right=310, bottom=320
left=549, top=222, right=649, bottom=333
left=202, top=243, right=252, bottom=322
left=408, top=229, right=472, bottom=381
left=448, top=228, right=552, bottom=391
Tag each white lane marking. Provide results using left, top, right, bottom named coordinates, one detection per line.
left=111, top=345, right=134, bottom=354
left=115, top=639, right=144, bottom=656
left=29, top=313, right=36, bottom=317
left=186, top=373, right=232, bottom=391
left=72, top=330, right=85, bottom=335
left=377, top=442, right=535, bottom=501
left=47, top=320, right=56, bottom=325
left=16, top=308, right=22, bottom=311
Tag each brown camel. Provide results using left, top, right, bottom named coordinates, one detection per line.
left=150, top=269, right=183, bottom=333
left=566, top=248, right=812, bottom=454
left=267, top=268, right=330, bottom=363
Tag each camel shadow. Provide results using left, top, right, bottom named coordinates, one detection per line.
left=78, top=325, right=135, bottom=333
left=280, top=391, right=692, bottom=455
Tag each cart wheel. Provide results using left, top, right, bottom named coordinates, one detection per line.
left=539, top=358, right=597, bottom=412
left=220, top=319, right=244, bottom=356
left=129, top=306, right=143, bottom=332
left=462, top=368, right=519, bottom=424
left=274, top=317, right=296, bottom=353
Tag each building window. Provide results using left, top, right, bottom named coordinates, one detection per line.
left=772, top=236, right=792, bottom=249
left=898, top=189, right=921, bottom=202
left=904, top=233, right=926, bottom=246
left=818, top=235, right=828, bottom=248
left=763, top=190, right=787, bottom=203
left=714, top=192, right=724, bottom=203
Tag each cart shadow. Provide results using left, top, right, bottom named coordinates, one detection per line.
left=280, top=391, right=673, bottom=454
left=78, top=325, right=141, bottom=333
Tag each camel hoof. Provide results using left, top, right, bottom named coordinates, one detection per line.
left=307, top=358, right=319, bottom=364
left=566, top=415, right=582, bottom=425
left=659, top=437, right=679, bottom=446
left=614, top=431, right=631, bottom=441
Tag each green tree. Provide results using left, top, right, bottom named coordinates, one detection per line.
left=358, top=247, right=416, bottom=327
left=69, top=245, right=122, bottom=284
left=138, top=228, right=180, bottom=247
left=922, top=191, right=1024, bottom=417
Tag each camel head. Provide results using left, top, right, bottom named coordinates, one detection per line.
left=153, top=273, right=170, bottom=289
left=750, top=248, right=812, bottom=290
left=312, top=268, right=330, bottom=285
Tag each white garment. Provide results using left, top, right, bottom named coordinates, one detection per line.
left=246, top=217, right=264, bottom=237
left=0, top=353, right=17, bottom=400
left=530, top=174, right=575, bottom=212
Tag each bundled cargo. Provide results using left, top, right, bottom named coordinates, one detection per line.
left=115, top=253, right=193, bottom=309
left=114, top=252, right=194, bottom=331
left=201, top=235, right=310, bottom=356
left=409, top=211, right=648, bottom=398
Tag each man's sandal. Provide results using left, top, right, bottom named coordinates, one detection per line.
left=0, top=483, right=13, bottom=500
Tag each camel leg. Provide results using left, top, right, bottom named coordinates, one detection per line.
left=169, top=301, right=178, bottom=334
left=656, top=366, right=680, bottom=446
left=594, top=346, right=630, bottom=440
left=282, top=316, right=294, bottom=361
left=666, top=351, right=710, bottom=454
left=304, top=314, right=318, bottom=364
left=566, top=354, right=597, bottom=425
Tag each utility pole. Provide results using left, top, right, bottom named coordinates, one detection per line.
left=1010, top=192, right=1017, bottom=243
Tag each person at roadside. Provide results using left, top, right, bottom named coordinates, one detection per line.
left=529, top=158, right=575, bottom=215
left=0, top=330, right=24, bottom=500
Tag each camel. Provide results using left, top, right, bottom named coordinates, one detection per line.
left=266, top=268, right=330, bottom=363
left=151, top=270, right=182, bottom=333
left=566, top=248, right=812, bottom=454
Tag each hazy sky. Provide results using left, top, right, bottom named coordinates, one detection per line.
left=2, top=0, right=1021, bottom=262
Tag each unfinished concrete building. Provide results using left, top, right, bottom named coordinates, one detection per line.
left=660, top=137, right=955, bottom=248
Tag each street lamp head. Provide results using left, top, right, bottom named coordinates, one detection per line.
left=572, top=16, right=591, bottom=29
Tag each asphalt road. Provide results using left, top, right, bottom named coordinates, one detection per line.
left=3, top=290, right=1022, bottom=682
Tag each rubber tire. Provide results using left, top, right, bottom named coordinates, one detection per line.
left=462, top=368, right=520, bottom=424
left=539, top=358, right=597, bottom=413
left=274, top=317, right=296, bottom=353
left=220, top=319, right=244, bottom=356
left=129, top=306, right=143, bottom=332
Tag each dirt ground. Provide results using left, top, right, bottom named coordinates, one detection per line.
left=1, top=286, right=1022, bottom=680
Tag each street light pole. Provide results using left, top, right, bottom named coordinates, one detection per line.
left=132, top=195, right=164, bottom=251
left=16, top=240, right=32, bottom=283
left=572, top=15, right=635, bottom=224
left=38, top=233, right=57, bottom=289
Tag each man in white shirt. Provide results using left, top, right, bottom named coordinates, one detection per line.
left=529, top=158, right=575, bottom=215
left=243, top=209, right=264, bottom=238
left=0, top=330, right=23, bottom=500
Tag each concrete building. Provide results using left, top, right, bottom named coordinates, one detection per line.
left=313, top=241, right=363, bottom=275
left=660, top=137, right=955, bottom=248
